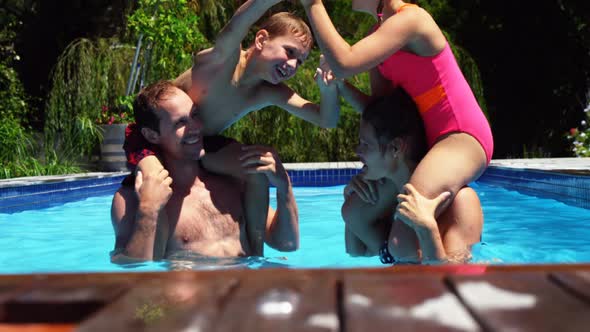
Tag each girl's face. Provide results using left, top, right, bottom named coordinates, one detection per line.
left=256, top=32, right=309, bottom=84
left=356, top=120, right=393, bottom=180
left=352, top=0, right=380, bottom=16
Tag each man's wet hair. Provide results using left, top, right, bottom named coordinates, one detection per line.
left=259, top=12, right=313, bottom=50
left=133, top=80, right=177, bottom=134
left=361, top=88, right=427, bottom=163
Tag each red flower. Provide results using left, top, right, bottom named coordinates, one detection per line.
left=101, top=105, right=108, bottom=112
left=570, top=128, right=578, bottom=136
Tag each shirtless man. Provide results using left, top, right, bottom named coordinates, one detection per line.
left=111, top=81, right=299, bottom=261
left=129, top=0, right=339, bottom=256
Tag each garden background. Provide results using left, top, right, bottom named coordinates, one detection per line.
left=1, top=0, right=589, bottom=178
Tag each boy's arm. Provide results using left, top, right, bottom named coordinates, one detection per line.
left=272, top=83, right=340, bottom=128
left=240, top=145, right=299, bottom=251
left=270, top=61, right=341, bottom=128
left=111, top=169, right=172, bottom=262
left=211, top=0, right=284, bottom=60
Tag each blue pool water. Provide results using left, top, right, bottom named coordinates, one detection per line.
left=0, top=181, right=589, bottom=274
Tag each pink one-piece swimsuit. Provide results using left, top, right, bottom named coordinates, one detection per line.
left=377, top=40, right=494, bottom=164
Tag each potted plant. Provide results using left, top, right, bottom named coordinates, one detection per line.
left=97, top=96, right=134, bottom=171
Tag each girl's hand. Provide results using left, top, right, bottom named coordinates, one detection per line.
left=239, top=145, right=289, bottom=192
left=394, top=184, right=451, bottom=231
left=343, top=173, right=380, bottom=204
left=315, top=54, right=340, bottom=92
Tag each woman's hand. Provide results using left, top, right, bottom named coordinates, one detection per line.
left=343, top=172, right=381, bottom=205
left=315, top=54, right=340, bottom=92
left=394, top=183, right=451, bottom=232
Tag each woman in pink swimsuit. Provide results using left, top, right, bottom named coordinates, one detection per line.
left=300, top=0, right=493, bottom=262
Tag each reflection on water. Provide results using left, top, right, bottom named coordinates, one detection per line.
left=162, top=251, right=291, bottom=270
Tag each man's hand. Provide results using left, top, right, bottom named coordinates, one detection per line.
left=135, top=165, right=173, bottom=213
left=343, top=173, right=380, bottom=205
left=240, top=145, right=289, bottom=193
left=394, top=184, right=451, bottom=232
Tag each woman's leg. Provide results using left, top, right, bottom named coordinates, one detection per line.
left=200, top=141, right=269, bottom=256
left=409, top=133, right=487, bottom=216
left=387, top=132, right=487, bottom=262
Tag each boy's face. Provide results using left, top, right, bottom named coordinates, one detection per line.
left=155, top=87, right=205, bottom=161
left=258, top=32, right=310, bottom=84
left=356, top=120, right=391, bottom=181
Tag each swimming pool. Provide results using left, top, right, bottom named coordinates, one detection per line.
left=0, top=165, right=589, bottom=273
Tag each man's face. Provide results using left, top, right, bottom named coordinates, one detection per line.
left=356, top=120, right=390, bottom=180
left=155, top=88, right=204, bottom=161
left=258, top=33, right=310, bottom=84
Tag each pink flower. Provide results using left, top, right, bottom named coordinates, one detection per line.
left=120, top=113, right=126, bottom=119
left=101, top=105, right=108, bottom=112
left=108, top=116, right=115, bottom=125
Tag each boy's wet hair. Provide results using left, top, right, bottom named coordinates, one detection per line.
left=260, top=12, right=313, bottom=50
left=362, top=88, right=427, bottom=163
left=133, top=80, right=176, bottom=133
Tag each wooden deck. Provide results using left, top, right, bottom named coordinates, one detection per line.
left=0, top=264, right=589, bottom=332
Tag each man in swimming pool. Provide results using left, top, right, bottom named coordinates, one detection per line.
left=110, top=81, right=299, bottom=262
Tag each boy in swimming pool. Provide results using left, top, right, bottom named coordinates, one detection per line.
left=126, top=0, right=339, bottom=256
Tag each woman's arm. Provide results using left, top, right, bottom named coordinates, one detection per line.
left=301, top=0, right=419, bottom=78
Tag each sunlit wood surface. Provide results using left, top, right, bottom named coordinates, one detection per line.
left=0, top=265, right=589, bottom=331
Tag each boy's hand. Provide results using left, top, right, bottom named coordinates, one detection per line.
left=135, top=168, right=173, bottom=214
left=240, top=145, right=290, bottom=193
left=343, top=173, right=380, bottom=204
left=394, top=184, right=451, bottom=232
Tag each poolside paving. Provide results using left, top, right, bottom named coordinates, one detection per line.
left=1, top=265, right=590, bottom=331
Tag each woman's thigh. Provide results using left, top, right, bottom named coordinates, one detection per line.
left=409, top=132, right=487, bottom=215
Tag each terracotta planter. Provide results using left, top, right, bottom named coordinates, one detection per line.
left=99, top=124, right=128, bottom=172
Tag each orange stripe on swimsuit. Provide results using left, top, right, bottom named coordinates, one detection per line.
left=414, top=84, right=446, bottom=114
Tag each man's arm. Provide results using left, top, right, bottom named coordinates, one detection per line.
left=110, top=168, right=172, bottom=262
left=240, top=145, right=299, bottom=251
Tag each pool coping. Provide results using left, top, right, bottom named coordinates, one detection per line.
left=1, top=158, right=588, bottom=188
left=1, top=158, right=589, bottom=213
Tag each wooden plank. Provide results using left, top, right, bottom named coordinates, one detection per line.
left=77, top=274, right=237, bottom=332
left=214, top=272, right=339, bottom=332
left=0, top=324, right=75, bottom=332
left=550, top=271, right=590, bottom=304
left=2, top=281, right=129, bottom=324
left=344, top=275, right=480, bottom=332
left=450, top=272, right=590, bottom=332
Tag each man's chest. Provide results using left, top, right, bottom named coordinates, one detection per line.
left=166, top=181, right=244, bottom=239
